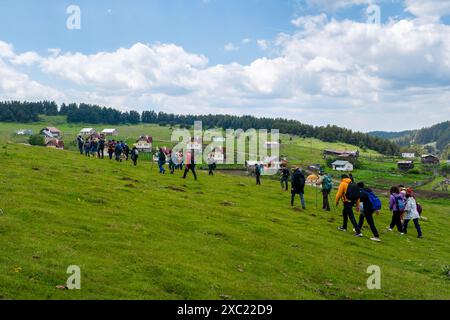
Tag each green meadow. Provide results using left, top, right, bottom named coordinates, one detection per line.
left=0, top=118, right=449, bottom=300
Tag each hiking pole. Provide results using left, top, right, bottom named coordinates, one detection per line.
left=315, top=184, right=318, bottom=209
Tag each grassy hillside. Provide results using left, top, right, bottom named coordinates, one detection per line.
left=0, top=143, right=449, bottom=300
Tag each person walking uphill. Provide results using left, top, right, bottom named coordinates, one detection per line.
left=77, top=135, right=84, bottom=155
left=388, top=186, right=405, bottom=234
left=114, top=142, right=123, bottom=162
left=317, top=172, right=332, bottom=211
left=280, top=166, right=290, bottom=191
left=255, top=163, right=262, bottom=185
left=357, top=182, right=381, bottom=242
left=130, top=146, right=139, bottom=166
left=291, top=167, right=306, bottom=209
left=404, top=192, right=423, bottom=238
left=335, top=174, right=363, bottom=237
left=97, top=137, right=105, bottom=159
left=183, top=150, right=197, bottom=180
left=158, top=148, right=166, bottom=174
left=107, top=140, right=115, bottom=160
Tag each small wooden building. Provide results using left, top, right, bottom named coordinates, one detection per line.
left=40, top=127, right=62, bottom=139
left=79, top=128, right=96, bottom=136
left=101, top=128, right=119, bottom=136
left=398, top=160, right=414, bottom=171
left=421, top=154, right=440, bottom=165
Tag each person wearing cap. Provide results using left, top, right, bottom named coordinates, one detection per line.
left=335, top=174, right=363, bottom=237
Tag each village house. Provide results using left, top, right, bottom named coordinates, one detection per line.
left=331, top=160, right=354, bottom=172
left=402, top=153, right=416, bottom=159
left=79, top=128, right=96, bottom=136
left=323, top=149, right=359, bottom=160
left=397, top=160, right=414, bottom=171
left=40, top=127, right=62, bottom=139
left=16, top=129, right=33, bottom=135
left=421, top=154, right=440, bottom=165
left=134, top=136, right=153, bottom=153
left=101, top=128, right=119, bottom=136
left=265, top=141, right=280, bottom=150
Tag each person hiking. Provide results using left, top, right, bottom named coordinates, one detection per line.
left=207, top=154, right=216, bottom=176
left=280, top=166, right=290, bottom=191
left=291, top=167, right=306, bottom=209
left=107, top=140, right=115, bottom=160
left=84, top=139, right=91, bottom=157
left=183, top=150, right=197, bottom=180
left=130, top=146, right=139, bottom=166
left=90, top=139, right=98, bottom=158
left=97, top=137, right=105, bottom=159
left=403, top=192, right=423, bottom=238
left=388, top=186, right=405, bottom=234
left=356, top=182, right=381, bottom=242
left=335, top=174, right=363, bottom=237
left=406, top=187, right=425, bottom=220
left=158, top=148, right=166, bottom=174
left=255, top=163, right=262, bottom=185
left=317, top=172, right=332, bottom=211
left=123, top=143, right=130, bottom=161
left=114, top=141, right=123, bottom=162
left=169, top=151, right=177, bottom=174
left=77, top=135, right=84, bottom=155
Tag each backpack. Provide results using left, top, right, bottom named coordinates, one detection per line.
left=367, top=190, right=382, bottom=211
left=322, top=176, right=333, bottom=191
left=395, top=195, right=406, bottom=212
left=345, top=183, right=360, bottom=202
left=416, top=203, right=423, bottom=215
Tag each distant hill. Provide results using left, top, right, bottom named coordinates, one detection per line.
left=369, top=121, right=450, bottom=151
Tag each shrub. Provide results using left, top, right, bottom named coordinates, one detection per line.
left=28, top=134, right=45, bottom=146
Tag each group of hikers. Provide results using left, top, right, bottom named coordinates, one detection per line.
left=272, top=166, right=424, bottom=242
left=156, top=148, right=217, bottom=180
left=76, top=134, right=425, bottom=242
left=76, top=135, right=139, bottom=166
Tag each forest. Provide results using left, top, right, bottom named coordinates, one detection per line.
left=1, top=100, right=401, bottom=155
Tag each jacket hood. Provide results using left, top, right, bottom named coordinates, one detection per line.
left=342, top=178, right=352, bottom=184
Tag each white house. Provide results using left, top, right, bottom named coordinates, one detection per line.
left=265, top=141, right=280, bottom=150
left=16, top=129, right=33, bottom=135
left=402, top=153, right=416, bottom=159
left=79, top=128, right=96, bottom=136
left=101, top=128, right=119, bottom=136
left=212, top=136, right=225, bottom=143
left=40, top=127, right=62, bottom=138
left=331, top=160, right=354, bottom=172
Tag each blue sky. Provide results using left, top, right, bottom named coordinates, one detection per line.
left=0, top=0, right=449, bottom=131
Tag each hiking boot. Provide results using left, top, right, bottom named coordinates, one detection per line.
left=370, top=237, right=381, bottom=242
left=337, top=226, right=347, bottom=232
left=418, top=235, right=423, bottom=239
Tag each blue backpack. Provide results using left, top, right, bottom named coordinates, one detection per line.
left=367, top=191, right=382, bottom=211
left=395, top=195, right=406, bottom=212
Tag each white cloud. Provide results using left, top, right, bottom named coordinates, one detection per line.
left=404, top=0, right=450, bottom=22
left=224, top=42, right=239, bottom=52
left=1, top=13, right=450, bottom=131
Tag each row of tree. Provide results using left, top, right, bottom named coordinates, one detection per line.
left=0, top=100, right=401, bottom=155
left=0, top=101, right=58, bottom=122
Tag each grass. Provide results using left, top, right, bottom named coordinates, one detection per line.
left=0, top=142, right=449, bottom=300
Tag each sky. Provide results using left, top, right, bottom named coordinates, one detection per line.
left=0, top=0, right=449, bottom=132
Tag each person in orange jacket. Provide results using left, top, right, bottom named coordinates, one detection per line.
left=335, top=174, right=363, bottom=237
